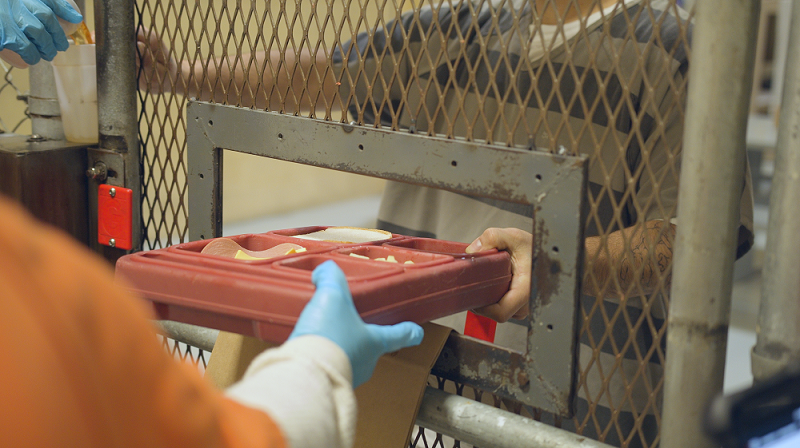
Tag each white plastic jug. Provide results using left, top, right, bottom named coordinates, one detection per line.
left=51, top=43, right=97, bottom=143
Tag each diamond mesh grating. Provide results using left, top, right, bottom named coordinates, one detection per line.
left=136, top=1, right=695, bottom=447
left=160, top=336, right=209, bottom=373
left=0, top=63, right=30, bottom=134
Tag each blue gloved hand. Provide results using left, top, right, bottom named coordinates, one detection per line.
left=0, top=0, right=82, bottom=64
left=290, top=260, right=425, bottom=387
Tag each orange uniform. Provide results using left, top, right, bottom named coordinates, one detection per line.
left=0, top=196, right=287, bottom=448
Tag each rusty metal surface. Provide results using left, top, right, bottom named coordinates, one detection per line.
left=187, top=103, right=585, bottom=206
left=186, top=101, right=587, bottom=416
left=432, top=331, right=531, bottom=395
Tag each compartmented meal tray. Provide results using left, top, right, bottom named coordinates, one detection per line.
left=115, top=227, right=512, bottom=343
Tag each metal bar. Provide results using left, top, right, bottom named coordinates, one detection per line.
left=187, top=104, right=581, bottom=205
left=186, top=101, right=587, bottom=416
left=751, top=0, right=800, bottom=382
left=28, top=62, right=65, bottom=140
left=95, top=0, right=141, bottom=251
left=157, top=321, right=219, bottom=353
left=187, top=112, right=223, bottom=241
left=415, top=386, right=614, bottom=448
left=153, top=317, right=608, bottom=448
left=661, top=1, right=760, bottom=448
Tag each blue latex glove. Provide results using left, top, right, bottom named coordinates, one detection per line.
left=0, top=0, right=82, bottom=64
left=290, top=260, right=425, bottom=387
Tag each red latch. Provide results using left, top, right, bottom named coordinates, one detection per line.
left=464, top=311, right=497, bottom=343
left=98, top=184, right=133, bottom=250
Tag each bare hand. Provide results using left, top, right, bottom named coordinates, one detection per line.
left=466, top=227, right=532, bottom=322
left=136, top=26, right=179, bottom=94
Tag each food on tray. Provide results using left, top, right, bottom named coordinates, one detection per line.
left=292, top=227, right=392, bottom=244
left=116, top=228, right=513, bottom=343
left=201, top=238, right=306, bottom=260
left=348, top=253, right=413, bottom=264
left=234, top=250, right=264, bottom=260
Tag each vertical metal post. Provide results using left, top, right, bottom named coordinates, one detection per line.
left=751, top=0, right=800, bottom=383
left=661, top=1, right=760, bottom=447
left=94, top=0, right=141, bottom=251
left=28, top=62, right=65, bottom=140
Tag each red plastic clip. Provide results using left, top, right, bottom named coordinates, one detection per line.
left=98, top=184, right=133, bottom=250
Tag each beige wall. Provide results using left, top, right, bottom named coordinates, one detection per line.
left=222, top=153, right=384, bottom=223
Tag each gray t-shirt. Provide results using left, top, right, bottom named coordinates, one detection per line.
left=333, top=1, right=753, bottom=446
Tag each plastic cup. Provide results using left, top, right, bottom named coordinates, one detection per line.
left=51, top=44, right=98, bottom=143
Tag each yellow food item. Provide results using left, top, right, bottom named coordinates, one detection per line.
left=285, top=247, right=307, bottom=255
left=234, top=250, right=267, bottom=260
left=70, top=22, right=94, bottom=45
left=348, top=252, right=413, bottom=264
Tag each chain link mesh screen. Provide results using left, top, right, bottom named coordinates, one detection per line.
left=0, top=64, right=30, bottom=134
left=136, top=1, right=695, bottom=446
left=160, top=336, right=209, bottom=373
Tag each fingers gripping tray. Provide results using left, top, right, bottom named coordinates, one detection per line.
left=115, top=227, right=512, bottom=343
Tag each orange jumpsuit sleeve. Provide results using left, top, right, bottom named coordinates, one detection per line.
left=0, top=196, right=287, bottom=448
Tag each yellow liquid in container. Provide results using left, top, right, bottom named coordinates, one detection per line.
left=70, top=22, right=94, bottom=45
left=0, top=20, right=93, bottom=69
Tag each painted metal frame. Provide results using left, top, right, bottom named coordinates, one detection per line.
left=660, top=1, right=761, bottom=447
left=752, top=0, right=800, bottom=382
left=186, top=101, right=588, bottom=416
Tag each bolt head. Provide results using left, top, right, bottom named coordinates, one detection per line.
left=109, top=238, right=116, bottom=247
left=109, top=187, right=116, bottom=198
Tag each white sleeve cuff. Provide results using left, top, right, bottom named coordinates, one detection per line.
left=225, top=335, right=356, bottom=448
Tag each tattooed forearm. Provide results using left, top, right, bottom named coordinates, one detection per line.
left=583, top=220, right=676, bottom=299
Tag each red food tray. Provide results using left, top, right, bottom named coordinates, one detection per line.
left=115, top=227, right=511, bottom=343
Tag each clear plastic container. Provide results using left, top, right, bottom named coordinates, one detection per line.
left=51, top=43, right=98, bottom=143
